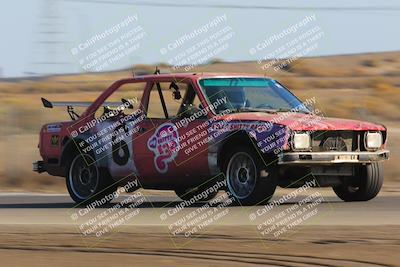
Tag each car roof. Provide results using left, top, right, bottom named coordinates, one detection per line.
left=130, top=72, right=272, bottom=82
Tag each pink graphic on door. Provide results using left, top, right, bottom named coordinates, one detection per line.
left=147, top=123, right=180, bottom=173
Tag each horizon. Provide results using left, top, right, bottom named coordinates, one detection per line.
left=1, top=50, right=398, bottom=81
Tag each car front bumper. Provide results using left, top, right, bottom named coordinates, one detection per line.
left=278, top=150, right=390, bottom=165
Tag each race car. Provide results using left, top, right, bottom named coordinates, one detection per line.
left=33, top=71, right=390, bottom=205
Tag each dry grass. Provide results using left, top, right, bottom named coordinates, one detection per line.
left=361, top=59, right=380, bottom=67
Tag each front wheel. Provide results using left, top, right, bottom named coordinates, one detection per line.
left=224, top=146, right=277, bottom=206
left=66, top=153, right=117, bottom=205
left=333, top=162, right=383, bottom=201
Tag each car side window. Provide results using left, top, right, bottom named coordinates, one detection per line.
left=94, top=82, right=144, bottom=119
left=177, top=85, right=207, bottom=119
left=147, top=82, right=192, bottom=119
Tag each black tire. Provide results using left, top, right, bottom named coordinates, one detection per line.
left=66, top=153, right=117, bottom=206
left=175, top=186, right=218, bottom=201
left=223, top=145, right=277, bottom=206
left=333, top=162, right=383, bottom=201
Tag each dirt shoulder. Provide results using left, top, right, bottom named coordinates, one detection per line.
left=0, top=225, right=398, bottom=267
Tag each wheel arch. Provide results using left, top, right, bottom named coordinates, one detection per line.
left=60, top=137, right=94, bottom=170
left=217, top=130, right=275, bottom=170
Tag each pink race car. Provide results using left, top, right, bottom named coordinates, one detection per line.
left=34, top=72, right=390, bottom=205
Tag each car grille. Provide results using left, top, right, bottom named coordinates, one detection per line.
left=311, top=131, right=360, bottom=152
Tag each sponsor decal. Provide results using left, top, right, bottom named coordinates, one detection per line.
left=147, top=123, right=179, bottom=173
left=50, top=135, right=59, bottom=146
left=47, top=124, right=62, bottom=133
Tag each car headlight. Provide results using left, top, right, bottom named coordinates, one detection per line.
left=365, top=131, right=382, bottom=150
left=292, top=132, right=311, bottom=150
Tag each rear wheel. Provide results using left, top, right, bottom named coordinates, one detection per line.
left=224, top=146, right=277, bottom=206
left=66, top=153, right=117, bottom=205
left=333, top=162, right=383, bottom=201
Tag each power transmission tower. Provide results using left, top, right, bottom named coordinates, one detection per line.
left=25, top=0, right=73, bottom=76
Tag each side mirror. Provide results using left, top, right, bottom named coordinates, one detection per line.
left=121, top=98, right=134, bottom=109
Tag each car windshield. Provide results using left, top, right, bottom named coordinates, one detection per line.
left=199, top=78, right=310, bottom=114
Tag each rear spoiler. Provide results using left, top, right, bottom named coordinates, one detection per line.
left=41, top=97, right=123, bottom=120
left=41, top=97, right=122, bottom=108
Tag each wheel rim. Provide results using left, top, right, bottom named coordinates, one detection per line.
left=226, top=152, right=257, bottom=199
left=69, top=154, right=99, bottom=200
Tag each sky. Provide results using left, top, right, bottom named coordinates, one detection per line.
left=0, top=0, right=400, bottom=77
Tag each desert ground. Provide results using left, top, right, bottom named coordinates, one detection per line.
left=1, top=225, right=399, bottom=267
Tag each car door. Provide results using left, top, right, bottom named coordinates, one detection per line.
left=133, top=80, right=210, bottom=188
left=86, top=81, right=146, bottom=181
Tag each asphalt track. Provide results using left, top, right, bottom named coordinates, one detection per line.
left=0, top=188, right=398, bottom=226
left=0, top=189, right=399, bottom=267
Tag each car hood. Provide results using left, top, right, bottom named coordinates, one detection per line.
left=216, top=112, right=386, bottom=131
